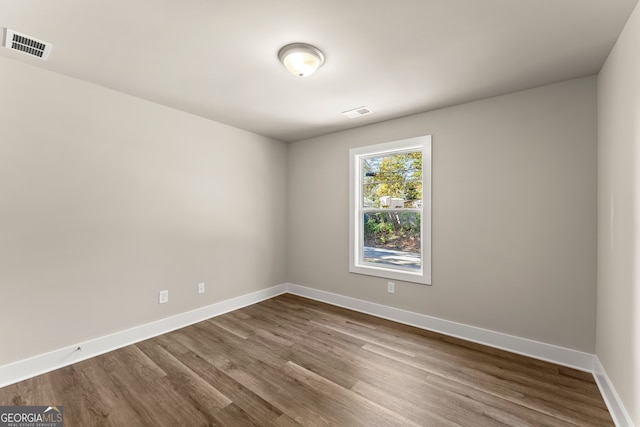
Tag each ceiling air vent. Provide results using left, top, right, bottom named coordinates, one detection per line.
left=3, top=28, right=52, bottom=60
left=342, top=106, right=373, bottom=119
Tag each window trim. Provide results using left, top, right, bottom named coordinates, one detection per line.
left=349, top=135, right=432, bottom=285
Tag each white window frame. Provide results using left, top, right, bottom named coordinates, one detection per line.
left=349, top=135, right=432, bottom=285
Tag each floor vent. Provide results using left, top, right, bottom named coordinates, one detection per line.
left=342, top=106, right=373, bottom=118
left=3, top=28, right=52, bottom=60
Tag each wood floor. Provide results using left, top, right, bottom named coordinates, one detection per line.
left=0, top=294, right=613, bottom=426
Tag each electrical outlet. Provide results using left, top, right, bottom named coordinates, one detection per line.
left=198, top=282, right=205, bottom=294
left=387, top=281, right=395, bottom=294
left=159, top=290, right=169, bottom=304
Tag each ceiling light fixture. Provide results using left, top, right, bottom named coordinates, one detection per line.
left=278, top=43, right=325, bottom=77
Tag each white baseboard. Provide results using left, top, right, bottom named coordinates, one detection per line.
left=285, top=283, right=636, bottom=427
left=594, top=357, right=635, bottom=427
left=1, top=282, right=634, bottom=427
left=0, top=284, right=287, bottom=388
left=285, top=283, right=596, bottom=372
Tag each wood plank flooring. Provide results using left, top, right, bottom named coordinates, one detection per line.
left=0, top=294, right=613, bottom=426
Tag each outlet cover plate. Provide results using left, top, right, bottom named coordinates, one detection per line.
left=159, top=290, right=169, bottom=304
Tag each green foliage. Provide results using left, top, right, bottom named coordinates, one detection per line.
left=362, top=151, right=422, bottom=207
left=361, top=149, right=423, bottom=253
left=365, top=215, right=394, bottom=234
left=363, top=212, right=421, bottom=252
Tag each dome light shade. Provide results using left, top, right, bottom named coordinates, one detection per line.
left=278, top=43, right=325, bottom=77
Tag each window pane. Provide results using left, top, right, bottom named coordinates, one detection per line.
left=363, top=157, right=384, bottom=175
left=363, top=183, right=383, bottom=207
left=362, top=152, right=422, bottom=209
left=350, top=135, right=431, bottom=285
left=362, top=211, right=421, bottom=270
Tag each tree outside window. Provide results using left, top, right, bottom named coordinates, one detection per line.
left=350, top=136, right=431, bottom=285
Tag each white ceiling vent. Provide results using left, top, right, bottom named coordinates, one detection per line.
left=3, top=28, right=52, bottom=60
left=342, top=106, right=373, bottom=119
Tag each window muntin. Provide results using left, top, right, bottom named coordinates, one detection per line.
left=350, top=136, right=431, bottom=285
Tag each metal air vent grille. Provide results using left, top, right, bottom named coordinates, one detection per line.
left=3, top=28, right=52, bottom=60
left=342, top=106, right=373, bottom=118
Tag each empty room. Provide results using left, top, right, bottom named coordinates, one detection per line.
left=0, top=1, right=638, bottom=426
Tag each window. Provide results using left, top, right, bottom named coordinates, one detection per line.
left=349, top=135, right=431, bottom=285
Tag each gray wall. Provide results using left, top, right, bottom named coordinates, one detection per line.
left=0, top=56, right=288, bottom=366
left=597, top=1, right=640, bottom=424
left=0, top=50, right=603, bottom=377
left=288, top=77, right=597, bottom=352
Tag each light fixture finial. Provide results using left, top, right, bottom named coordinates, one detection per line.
left=278, top=43, right=325, bottom=77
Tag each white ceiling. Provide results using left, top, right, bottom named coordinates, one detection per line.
left=1, top=0, right=637, bottom=142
